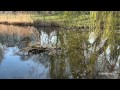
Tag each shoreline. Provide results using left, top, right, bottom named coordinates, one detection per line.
left=0, top=21, right=90, bottom=31
left=0, top=21, right=60, bottom=27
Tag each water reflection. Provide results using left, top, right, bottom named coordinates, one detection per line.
left=0, top=25, right=58, bottom=79
left=49, top=29, right=120, bottom=79
left=0, top=24, right=119, bottom=79
left=0, top=47, right=50, bottom=79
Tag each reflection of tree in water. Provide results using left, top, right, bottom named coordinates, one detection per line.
left=20, top=55, right=32, bottom=61
left=0, top=25, right=43, bottom=63
left=49, top=30, right=89, bottom=79
left=17, top=36, right=32, bottom=49
left=49, top=54, right=68, bottom=79
left=48, top=12, right=120, bottom=79
left=0, top=49, right=4, bottom=63
left=35, top=26, right=59, bottom=47
left=20, top=52, right=50, bottom=67
left=0, top=25, right=59, bottom=50
left=0, top=24, right=59, bottom=64
left=0, top=43, right=5, bottom=63
left=30, top=53, right=50, bottom=67
left=49, top=28, right=120, bottom=79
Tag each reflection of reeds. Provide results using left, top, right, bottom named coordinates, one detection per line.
left=0, top=25, right=40, bottom=41
left=0, top=24, right=41, bottom=49
left=0, top=25, right=33, bottom=36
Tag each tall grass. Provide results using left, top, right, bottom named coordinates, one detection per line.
left=0, top=13, right=33, bottom=24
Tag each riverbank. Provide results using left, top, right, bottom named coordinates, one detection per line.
left=0, top=13, right=90, bottom=29
left=0, top=14, right=60, bottom=27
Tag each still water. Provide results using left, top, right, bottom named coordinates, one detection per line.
left=0, top=24, right=119, bottom=79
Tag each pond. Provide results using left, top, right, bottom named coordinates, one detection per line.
left=0, top=24, right=120, bottom=79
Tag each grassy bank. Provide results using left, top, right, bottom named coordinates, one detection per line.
left=26, top=13, right=94, bottom=29
left=0, top=13, right=61, bottom=27
left=0, top=13, right=33, bottom=23
left=0, top=13, right=90, bottom=28
left=0, top=12, right=119, bottom=30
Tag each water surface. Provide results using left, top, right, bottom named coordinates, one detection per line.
left=0, top=24, right=119, bottom=79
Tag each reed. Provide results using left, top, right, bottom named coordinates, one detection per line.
left=0, top=13, right=33, bottom=24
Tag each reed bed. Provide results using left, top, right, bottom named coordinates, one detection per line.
left=0, top=13, right=33, bottom=24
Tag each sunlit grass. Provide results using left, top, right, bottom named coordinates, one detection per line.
left=31, top=15, right=60, bottom=21
left=0, top=14, right=33, bottom=23
left=0, top=12, right=91, bottom=27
